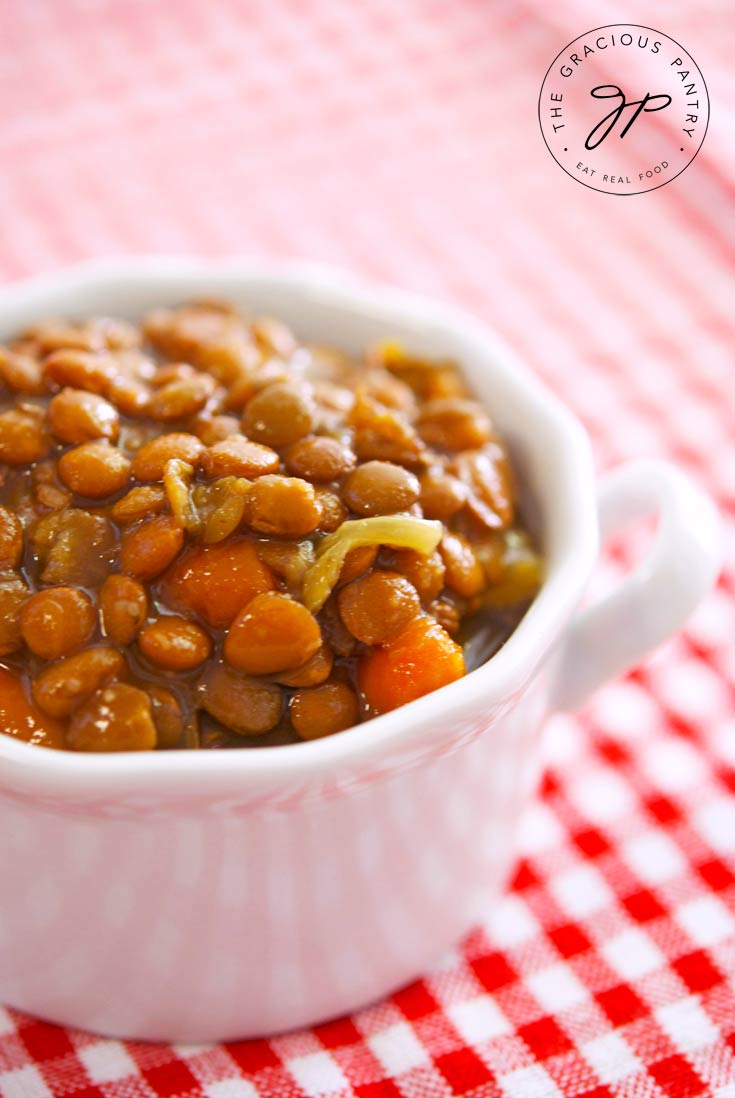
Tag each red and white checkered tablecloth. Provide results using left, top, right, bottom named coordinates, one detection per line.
left=0, top=1, right=733, bottom=1095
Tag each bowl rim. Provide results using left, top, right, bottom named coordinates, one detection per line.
left=0, top=257, right=598, bottom=795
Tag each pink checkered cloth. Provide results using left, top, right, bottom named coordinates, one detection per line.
left=0, top=2, right=733, bottom=1095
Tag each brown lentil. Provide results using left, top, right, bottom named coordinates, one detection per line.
left=416, top=398, right=492, bottom=451
left=338, top=545, right=378, bottom=586
left=0, top=405, right=51, bottom=464
left=43, top=349, right=117, bottom=394
left=275, top=644, right=334, bottom=687
left=193, top=413, right=241, bottom=446
left=224, top=592, right=321, bottom=675
left=0, top=348, right=46, bottom=394
left=315, top=488, right=347, bottom=532
left=251, top=316, right=297, bottom=359
left=247, top=475, right=322, bottom=538
left=384, top=547, right=446, bottom=604
left=419, top=469, right=467, bottom=520
left=31, top=460, right=72, bottom=511
left=350, top=394, right=425, bottom=467
left=110, top=484, right=168, bottom=524
left=138, top=616, right=212, bottom=671
left=242, top=383, right=315, bottom=448
left=319, top=597, right=359, bottom=658
left=284, top=436, right=356, bottom=482
left=148, top=686, right=185, bottom=748
left=99, top=573, right=148, bottom=645
left=199, top=662, right=283, bottom=735
left=151, top=363, right=197, bottom=387
left=428, top=597, right=461, bottom=635
left=338, top=570, right=421, bottom=645
left=147, top=373, right=217, bottom=421
left=0, top=506, right=23, bottom=569
left=131, top=433, right=205, bottom=481
left=48, top=388, right=120, bottom=444
left=440, top=532, right=486, bottom=598
left=449, top=443, right=514, bottom=529
left=290, top=682, right=360, bottom=740
left=341, top=460, right=420, bottom=516
left=201, top=436, right=279, bottom=479
left=32, top=647, right=126, bottom=718
left=33, top=509, right=116, bottom=587
left=66, top=684, right=157, bottom=752
left=58, top=441, right=131, bottom=498
left=19, top=586, right=97, bottom=660
left=0, top=572, right=29, bottom=655
left=107, top=375, right=150, bottom=417
left=119, top=515, right=184, bottom=580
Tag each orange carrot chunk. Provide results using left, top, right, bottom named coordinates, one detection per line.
left=0, top=666, right=65, bottom=749
left=358, top=614, right=465, bottom=715
left=160, top=539, right=276, bottom=630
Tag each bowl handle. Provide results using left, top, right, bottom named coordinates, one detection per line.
left=552, top=459, right=722, bottom=712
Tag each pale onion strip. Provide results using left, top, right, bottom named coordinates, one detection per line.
left=163, top=459, right=199, bottom=532
left=302, top=516, right=443, bottom=613
left=201, top=478, right=251, bottom=544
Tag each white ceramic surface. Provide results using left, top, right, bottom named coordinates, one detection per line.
left=0, top=260, right=721, bottom=1041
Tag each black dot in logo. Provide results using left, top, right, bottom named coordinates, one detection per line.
left=564, top=147, right=568, bottom=151
left=680, top=147, right=684, bottom=151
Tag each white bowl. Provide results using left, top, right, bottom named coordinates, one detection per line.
left=0, top=259, right=721, bottom=1040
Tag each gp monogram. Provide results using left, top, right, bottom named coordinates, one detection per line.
left=538, top=24, right=709, bottom=195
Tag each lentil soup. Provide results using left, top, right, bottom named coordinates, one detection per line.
left=0, top=302, right=542, bottom=751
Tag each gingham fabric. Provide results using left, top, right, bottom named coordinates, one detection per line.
left=0, top=2, right=733, bottom=1096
